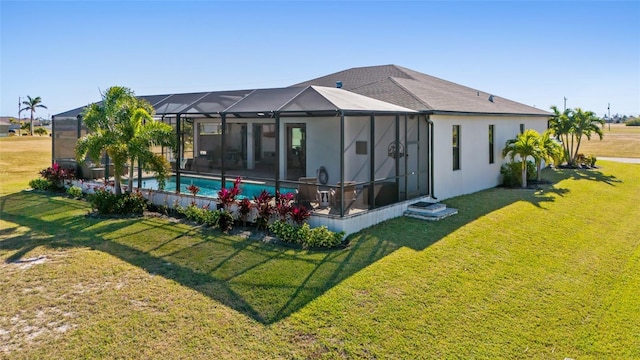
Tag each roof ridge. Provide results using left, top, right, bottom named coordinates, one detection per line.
left=387, top=77, right=433, bottom=110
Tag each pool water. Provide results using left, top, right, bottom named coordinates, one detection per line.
left=140, top=176, right=295, bottom=199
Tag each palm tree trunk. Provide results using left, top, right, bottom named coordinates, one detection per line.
left=521, top=161, right=527, bottom=188
left=128, top=157, right=135, bottom=194
left=113, top=169, right=122, bottom=196
left=574, top=136, right=583, bottom=162
left=30, top=110, right=34, bottom=136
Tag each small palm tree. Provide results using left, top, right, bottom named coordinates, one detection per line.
left=502, top=129, right=541, bottom=188
left=535, top=130, right=563, bottom=182
left=21, top=96, right=48, bottom=136
left=76, top=86, right=176, bottom=195
left=549, top=105, right=572, bottom=164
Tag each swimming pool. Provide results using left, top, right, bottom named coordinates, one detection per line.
left=140, top=176, right=296, bottom=199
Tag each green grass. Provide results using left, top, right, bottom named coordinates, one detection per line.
left=1, top=137, right=639, bottom=358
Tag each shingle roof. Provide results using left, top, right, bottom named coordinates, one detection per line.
left=293, top=64, right=551, bottom=116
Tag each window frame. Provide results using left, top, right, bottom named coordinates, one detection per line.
left=452, top=125, right=461, bottom=171
left=489, top=124, right=495, bottom=164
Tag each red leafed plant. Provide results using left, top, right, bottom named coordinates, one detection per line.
left=290, top=205, right=311, bottom=225
left=238, top=198, right=253, bottom=226
left=218, top=177, right=242, bottom=207
left=186, top=184, right=200, bottom=196
left=275, top=191, right=295, bottom=220
left=40, top=163, right=76, bottom=188
left=254, top=190, right=274, bottom=230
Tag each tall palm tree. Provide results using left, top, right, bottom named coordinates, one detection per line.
left=502, top=129, right=541, bottom=188
left=75, top=86, right=176, bottom=195
left=535, top=130, right=563, bottom=182
left=571, top=108, right=604, bottom=163
left=21, top=96, right=47, bottom=136
left=549, top=105, right=572, bottom=165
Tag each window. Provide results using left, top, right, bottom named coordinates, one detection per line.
left=489, top=124, right=495, bottom=164
left=452, top=125, right=460, bottom=170
left=199, top=122, right=222, bottom=135
left=520, top=123, right=525, bottom=134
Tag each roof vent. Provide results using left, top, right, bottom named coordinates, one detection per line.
left=336, top=81, right=343, bottom=89
left=488, top=95, right=494, bottom=103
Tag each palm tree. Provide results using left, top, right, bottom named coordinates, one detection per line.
left=549, top=105, right=572, bottom=165
left=75, top=86, right=176, bottom=195
left=21, top=96, right=47, bottom=136
left=535, top=130, right=563, bottom=182
left=502, top=129, right=541, bottom=188
left=571, top=107, right=604, bottom=163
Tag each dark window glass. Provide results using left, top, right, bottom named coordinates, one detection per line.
left=489, top=124, right=495, bottom=164
left=453, top=125, right=460, bottom=170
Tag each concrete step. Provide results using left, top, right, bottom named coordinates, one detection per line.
left=407, top=201, right=446, bottom=215
left=404, top=207, right=458, bottom=221
left=404, top=201, right=458, bottom=221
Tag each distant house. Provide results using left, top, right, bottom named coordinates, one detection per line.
left=52, top=65, right=552, bottom=235
left=0, top=118, right=10, bottom=137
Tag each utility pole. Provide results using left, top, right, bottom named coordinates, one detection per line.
left=563, top=97, right=567, bottom=111
left=18, top=96, right=22, bottom=136
left=608, top=103, right=611, bottom=131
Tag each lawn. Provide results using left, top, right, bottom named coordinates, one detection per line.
left=0, top=137, right=52, bottom=196
left=1, top=137, right=639, bottom=358
left=578, top=123, right=640, bottom=158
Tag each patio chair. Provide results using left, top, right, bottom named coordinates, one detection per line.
left=330, top=181, right=357, bottom=209
left=297, top=177, right=320, bottom=206
left=192, top=157, right=211, bottom=173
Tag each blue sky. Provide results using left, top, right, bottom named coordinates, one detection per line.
left=1, top=1, right=639, bottom=118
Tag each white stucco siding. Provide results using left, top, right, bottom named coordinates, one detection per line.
left=431, top=114, right=550, bottom=200
left=343, top=116, right=370, bottom=183
left=373, top=116, right=396, bottom=181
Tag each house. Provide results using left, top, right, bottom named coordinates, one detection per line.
left=294, top=65, right=552, bottom=199
left=52, top=65, right=552, bottom=235
left=0, top=117, right=11, bottom=137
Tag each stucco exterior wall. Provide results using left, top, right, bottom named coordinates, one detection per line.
left=431, top=114, right=549, bottom=200
left=303, top=116, right=341, bottom=183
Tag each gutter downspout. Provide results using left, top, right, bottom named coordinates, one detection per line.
left=427, top=115, right=437, bottom=200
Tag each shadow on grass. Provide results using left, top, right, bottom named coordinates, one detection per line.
left=0, top=168, right=611, bottom=324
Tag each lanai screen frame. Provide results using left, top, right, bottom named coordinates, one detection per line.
left=52, top=87, right=427, bottom=217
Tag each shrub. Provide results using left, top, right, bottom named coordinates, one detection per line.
left=89, top=189, right=121, bottom=214
left=177, top=204, right=217, bottom=226
left=275, top=191, right=295, bottom=221
left=89, top=189, right=148, bottom=215
left=269, top=220, right=344, bottom=249
left=119, top=191, right=147, bottom=215
left=290, top=205, right=311, bottom=225
left=500, top=160, right=535, bottom=187
left=39, top=163, right=75, bottom=189
left=218, top=177, right=242, bottom=208
left=66, top=185, right=83, bottom=198
left=29, top=178, right=52, bottom=191
left=254, top=190, right=274, bottom=230
left=216, top=209, right=234, bottom=233
left=625, top=118, right=640, bottom=126
left=238, top=198, right=253, bottom=226
left=306, top=225, right=344, bottom=248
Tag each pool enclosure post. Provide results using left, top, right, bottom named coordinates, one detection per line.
left=221, top=113, right=226, bottom=187
left=274, top=113, right=281, bottom=199
left=395, top=115, right=400, bottom=201
left=369, top=114, right=375, bottom=209
left=175, top=114, right=181, bottom=194
left=404, top=114, right=408, bottom=201
left=339, top=111, right=345, bottom=217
